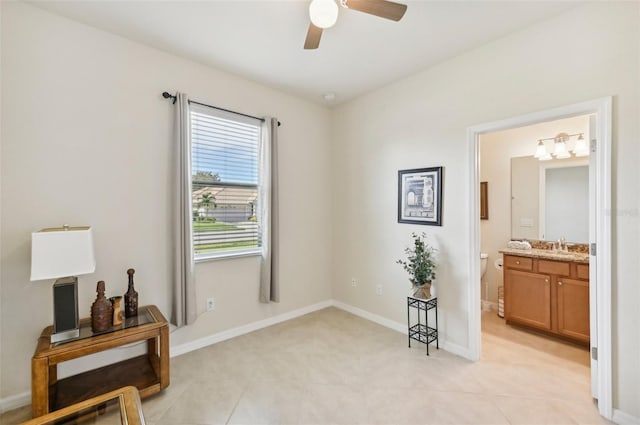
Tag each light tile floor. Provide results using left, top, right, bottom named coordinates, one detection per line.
left=1, top=308, right=609, bottom=425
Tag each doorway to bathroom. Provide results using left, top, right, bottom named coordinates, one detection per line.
left=467, top=97, right=612, bottom=419
left=478, top=114, right=589, bottom=318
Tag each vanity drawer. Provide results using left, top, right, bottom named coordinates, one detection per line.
left=504, top=255, right=533, bottom=271
left=576, top=264, right=590, bottom=280
left=538, top=259, right=570, bottom=277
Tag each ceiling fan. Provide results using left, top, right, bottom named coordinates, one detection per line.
left=304, top=0, right=408, bottom=49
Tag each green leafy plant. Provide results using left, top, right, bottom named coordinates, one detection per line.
left=397, top=232, right=437, bottom=287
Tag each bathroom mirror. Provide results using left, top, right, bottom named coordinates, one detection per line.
left=511, top=155, right=589, bottom=243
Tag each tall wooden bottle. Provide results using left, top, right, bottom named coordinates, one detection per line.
left=91, top=281, right=113, bottom=333
left=124, top=268, right=139, bottom=318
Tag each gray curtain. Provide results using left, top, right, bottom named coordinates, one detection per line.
left=172, top=92, right=197, bottom=326
left=259, top=117, right=280, bottom=303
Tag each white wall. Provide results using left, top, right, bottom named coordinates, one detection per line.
left=0, top=2, right=332, bottom=398
left=480, top=115, right=588, bottom=304
left=332, top=2, right=639, bottom=416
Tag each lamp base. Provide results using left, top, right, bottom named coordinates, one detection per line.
left=51, top=328, right=80, bottom=343
left=52, top=276, right=80, bottom=343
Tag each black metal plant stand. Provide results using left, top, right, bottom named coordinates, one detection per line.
left=407, top=296, right=439, bottom=355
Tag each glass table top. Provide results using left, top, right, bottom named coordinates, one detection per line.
left=51, top=307, right=154, bottom=347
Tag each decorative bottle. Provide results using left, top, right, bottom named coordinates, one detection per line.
left=91, top=281, right=113, bottom=333
left=110, top=296, right=124, bottom=326
left=124, top=268, right=139, bottom=318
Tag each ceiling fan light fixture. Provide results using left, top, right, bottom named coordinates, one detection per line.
left=309, top=0, right=339, bottom=29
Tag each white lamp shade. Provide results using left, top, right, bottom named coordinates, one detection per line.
left=309, top=0, right=339, bottom=29
left=573, top=136, right=590, bottom=157
left=31, top=226, right=96, bottom=281
left=553, top=140, right=570, bottom=159
left=533, top=141, right=547, bottom=158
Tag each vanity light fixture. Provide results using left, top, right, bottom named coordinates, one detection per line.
left=534, top=132, right=587, bottom=161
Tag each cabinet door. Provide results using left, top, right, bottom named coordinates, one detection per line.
left=556, top=277, right=590, bottom=343
left=505, top=270, right=551, bottom=331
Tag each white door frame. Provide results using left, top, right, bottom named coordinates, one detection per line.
left=466, top=97, right=612, bottom=420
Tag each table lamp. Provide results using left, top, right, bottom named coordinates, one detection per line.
left=31, top=225, right=96, bottom=343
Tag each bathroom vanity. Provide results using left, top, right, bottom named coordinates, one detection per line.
left=500, top=248, right=590, bottom=345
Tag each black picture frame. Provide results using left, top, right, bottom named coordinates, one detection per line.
left=398, top=166, right=443, bottom=226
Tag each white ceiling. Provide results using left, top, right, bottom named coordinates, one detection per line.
left=29, top=0, right=581, bottom=106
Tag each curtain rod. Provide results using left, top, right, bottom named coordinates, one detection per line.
left=162, top=92, right=281, bottom=127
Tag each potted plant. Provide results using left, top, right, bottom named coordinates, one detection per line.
left=397, top=232, right=437, bottom=299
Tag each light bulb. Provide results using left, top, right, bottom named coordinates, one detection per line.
left=534, top=140, right=547, bottom=159
left=573, top=134, right=589, bottom=157
left=553, top=138, right=570, bottom=159
left=309, top=0, right=339, bottom=29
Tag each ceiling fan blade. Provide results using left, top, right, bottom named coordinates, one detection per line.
left=344, top=0, right=407, bottom=21
left=304, top=23, right=323, bottom=50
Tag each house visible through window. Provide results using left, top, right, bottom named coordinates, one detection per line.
left=190, top=104, right=262, bottom=259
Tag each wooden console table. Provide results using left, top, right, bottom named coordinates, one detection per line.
left=31, top=305, right=169, bottom=418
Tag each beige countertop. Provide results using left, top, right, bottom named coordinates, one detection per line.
left=499, top=247, right=590, bottom=264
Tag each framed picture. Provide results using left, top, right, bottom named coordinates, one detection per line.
left=480, top=181, right=489, bottom=220
left=398, top=166, right=443, bottom=226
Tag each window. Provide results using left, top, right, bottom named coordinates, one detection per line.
left=190, top=104, right=262, bottom=259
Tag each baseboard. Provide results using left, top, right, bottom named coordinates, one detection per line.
left=481, top=300, right=498, bottom=311
left=613, top=409, right=640, bottom=424
left=441, top=340, right=473, bottom=359
left=331, top=300, right=407, bottom=333
left=331, top=300, right=474, bottom=361
left=170, top=299, right=333, bottom=357
left=172, top=298, right=472, bottom=361
left=0, top=391, right=30, bottom=414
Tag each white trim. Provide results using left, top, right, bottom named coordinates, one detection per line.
left=594, top=97, right=613, bottom=420
left=467, top=126, right=482, bottom=361
left=332, top=300, right=406, bottom=333
left=441, top=340, right=473, bottom=359
left=613, top=409, right=640, bottom=425
left=332, top=300, right=470, bottom=359
left=0, top=391, right=31, bottom=414
left=170, top=300, right=333, bottom=357
left=467, top=97, right=613, bottom=420
left=481, top=301, right=499, bottom=311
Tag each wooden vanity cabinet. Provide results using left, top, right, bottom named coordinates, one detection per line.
left=556, top=277, right=590, bottom=343
left=505, top=269, right=551, bottom=331
left=503, top=254, right=589, bottom=344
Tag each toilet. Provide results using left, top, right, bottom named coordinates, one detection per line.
left=480, top=252, right=488, bottom=280
left=480, top=253, right=490, bottom=311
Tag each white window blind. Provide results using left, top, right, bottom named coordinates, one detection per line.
left=190, top=104, right=262, bottom=258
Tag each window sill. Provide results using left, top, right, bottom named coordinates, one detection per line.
left=195, top=249, right=262, bottom=263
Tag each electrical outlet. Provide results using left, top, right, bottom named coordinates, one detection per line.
left=351, top=278, right=357, bottom=287
left=206, top=297, right=215, bottom=312
left=375, top=284, right=383, bottom=295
